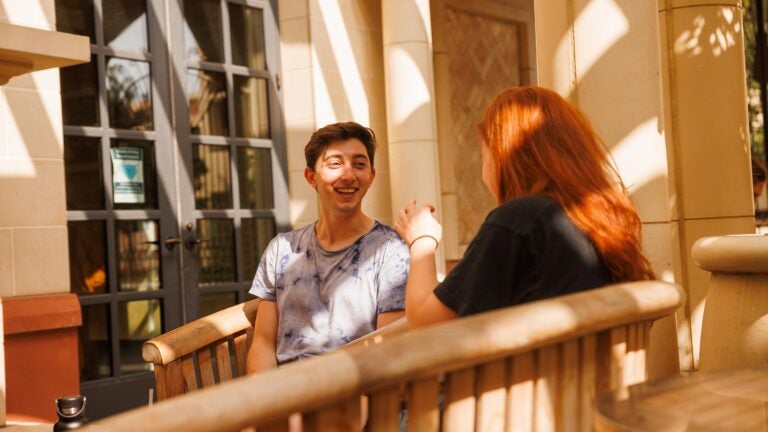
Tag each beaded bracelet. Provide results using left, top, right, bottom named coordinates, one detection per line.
left=409, top=235, right=439, bottom=250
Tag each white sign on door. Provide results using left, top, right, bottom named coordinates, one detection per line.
left=111, top=147, right=145, bottom=204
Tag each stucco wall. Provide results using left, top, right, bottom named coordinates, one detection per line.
left=279, top=0, right=394, bottom=228
left=0, top=0, right=70, bottom=298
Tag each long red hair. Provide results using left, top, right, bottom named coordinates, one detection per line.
left=477, top=86, right=654, bottom=282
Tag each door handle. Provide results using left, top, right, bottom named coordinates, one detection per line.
left=184, top=236, right=202, bottom=250
left=163, top=237, right=183, bottom=251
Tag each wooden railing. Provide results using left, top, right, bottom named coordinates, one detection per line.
left=88, top=280, right=684, bottom=432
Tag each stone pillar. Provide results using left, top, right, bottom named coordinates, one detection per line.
left=658, top=0, right=754, bottom=369
left=381, top=0, right=445, bottom=275
left=534, top=0, right=681, bottom=377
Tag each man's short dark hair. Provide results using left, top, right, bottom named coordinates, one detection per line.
left=305, top=122, right=376, bottom=169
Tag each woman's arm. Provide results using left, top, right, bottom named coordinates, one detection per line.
left=395, top=199, right=458, bottom=328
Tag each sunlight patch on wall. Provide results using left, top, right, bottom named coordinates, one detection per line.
left=388, top=46, right=430, bottom=126
left=0, top=158, right=37, bottom=178
left=316, top=0, right=369, bottom=124
left=610, top=118, right=667, bottom=192
left=675, top=8, right=740, bottom=58
left=311, top=53, right=337, bottom=125
left=414, top=0, right=432, bottom=44
left=572, top=0, right=628, bottom=79
left=0, top=0, right=52, bottom=29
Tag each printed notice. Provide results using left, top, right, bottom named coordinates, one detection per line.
left=111, top=147, right=145, bottom=204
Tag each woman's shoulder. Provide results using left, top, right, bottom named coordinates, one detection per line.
left=486, top=195, right=563, bottom=229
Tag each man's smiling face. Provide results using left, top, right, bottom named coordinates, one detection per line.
left=304, top=138, right=375, bottom=215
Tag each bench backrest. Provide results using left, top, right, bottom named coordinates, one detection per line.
left=142, top=299, right=409, bottom=400
left=97, top=281, right=684, bottom=432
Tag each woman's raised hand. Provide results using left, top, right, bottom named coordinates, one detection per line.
left=395, top=199, right=442, bottom=250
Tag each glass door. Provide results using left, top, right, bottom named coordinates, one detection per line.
left=58, top=0, right=181, bottom=418
left=173, top=0, right=288, bottom=321
left=57, top=0, right=287, bottom=419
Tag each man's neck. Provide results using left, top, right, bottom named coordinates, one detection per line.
left=315, top=211, right=375, bottom=251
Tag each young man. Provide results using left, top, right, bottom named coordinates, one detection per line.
left=246, top=122, right=409, bottom=373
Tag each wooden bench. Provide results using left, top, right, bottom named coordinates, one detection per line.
left=142, top=299, right=409, bottom=400
left=93, top=280, right=684, bottom=432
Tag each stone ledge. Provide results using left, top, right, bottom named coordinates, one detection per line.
left=0, top=22, right=89, bottom=85
left=2, top=293, right=81, bottom=336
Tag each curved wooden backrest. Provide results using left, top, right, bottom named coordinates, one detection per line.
left=141, top=299, right=260, bottom=399
left=143, top=298, right=409, bottom=400
left=90, top=280, right=684, bottom=432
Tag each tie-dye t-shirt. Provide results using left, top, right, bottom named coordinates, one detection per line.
left=249, top=221, right=409, bottom=364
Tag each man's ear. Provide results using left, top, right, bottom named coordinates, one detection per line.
left=370, top=167, right=376, bottom=184
left=304, top=167, right=316, bottom=189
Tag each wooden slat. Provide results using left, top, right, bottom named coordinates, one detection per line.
left=637, top=322, right=649, bottom=381
left=476, top=359, right=507, bottom=432
left=154, top=361, right=185, bottom=400
left=534, top=345, right=558, bottom=432
left=368, top=386, right=401, bottom=432
left=407, top=377, right=440, bottom=432
left=560, top=340, right=579, bottom=432
left=215, top=340, right=233, bottom=382
left=443, top=368, right=475, bottom=432
left=180, top=354, right=198, bottom=392
left=233, top=331, right=250, bottom=376
left=198, top=347, right=216, bottom=387
left=595, top=331, right=613, bottom=396
left=579, top=335, right=597, bottom=432
left=508, top=351, right=535, bottom=432
left=625, top=324, right=638, bottom=386
left=303, top=397, right=361, bottom=432
left=610, top=326, right=628, bottom=391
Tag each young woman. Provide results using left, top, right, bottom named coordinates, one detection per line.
left=396, top=86, right=655, bottom=328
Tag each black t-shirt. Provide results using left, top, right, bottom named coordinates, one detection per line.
left=434, top=195, right=612, bottom=316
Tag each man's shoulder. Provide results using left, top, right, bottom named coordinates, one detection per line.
left=275, top=223, right=314, bottom=243
left=366, top=221, right=406, bottom=246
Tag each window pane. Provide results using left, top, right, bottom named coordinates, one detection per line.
left=187, top=69, right=228, bottom=136
left=234, top=76, right=269, bottom=138
left=118, top=300, right=162, bottom=375
left=184, top=0, right=223, bottom=63
left=241, top=217, right=275, bottom=282
left=194, top=144, right=232, bottom=209
left=237, top=147, right=273, bottom=209
left=115, top=220, right=161, bottom=292
left=199, top=292, right=237, bottom=317
left=65, top=136, right=104, bottom=210
left=61, top=56, right=99, bottom=126
left=103, top=0, right=148, bottom=52
left=79, top=304, right=112, bottom=381
left=55, top=0, right=95, bottom=41
left=110, top=139, right=158, bottom=209
left=197, top=219, right=235, bottom=284
left=107, top=57, right=153, bottom=130
left=68, top=221, right=108, bottom=295
left=228, top=4, right=266, bottom=70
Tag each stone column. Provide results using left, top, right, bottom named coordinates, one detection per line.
left=381, top=0, right=445, bottom=275
left=658, top=0, right=754, bottom=369
left=533, top=0, right=681, bottom=377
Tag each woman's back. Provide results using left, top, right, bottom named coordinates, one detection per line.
left=434, top=195, right=612, bottom=316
